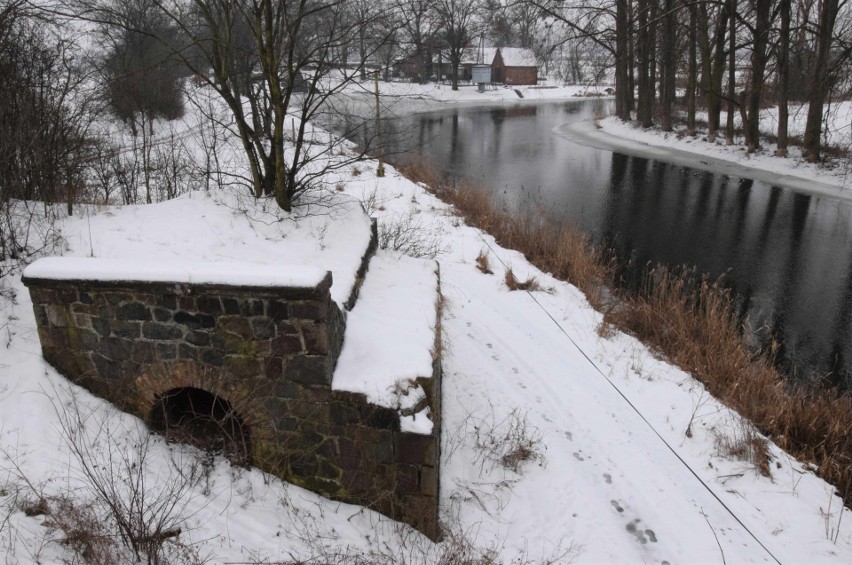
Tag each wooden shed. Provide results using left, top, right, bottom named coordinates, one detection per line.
left=492, top=48, right=538, bottom=85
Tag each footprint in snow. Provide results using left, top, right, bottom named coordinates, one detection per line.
left=512, top=367, right=519, bottom=374
left=603, top=473, right=613, bottom=484
left=626, top=519, right=657, bottom=544
left=611, top=500, right=624, bottom=513
left=573, top=452, right=584, bottom=461
left=564, top=431, right=573, bottom=441
left=486, top=343, right=493, bottom=349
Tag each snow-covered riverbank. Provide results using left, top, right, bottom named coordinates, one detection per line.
left=582, top=110, right=852, bottom=199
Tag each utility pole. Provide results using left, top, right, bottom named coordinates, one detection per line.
left=375, top=70, right=385, bottom=177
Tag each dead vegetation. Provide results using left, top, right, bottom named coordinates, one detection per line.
left=0, top=389, right=207, bottom=564
left=396, top=154, right=852, bottom=509
left=713, top=418, right=774, bottom=478
left=475, top=250, right=493, bottom=274
left=379, top=214, right=448, bottom=259
left=504, top=268, right=546, bottom=293
left=470, top=408, right=547, bottom=475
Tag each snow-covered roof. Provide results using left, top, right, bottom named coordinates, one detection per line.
left=497, top=47, right=538, bottom=67
left=459, top=47, right=538, bottom=67
left=23, top=257, right=329, bottom=289
left=461, top=47, right=498, bottom=65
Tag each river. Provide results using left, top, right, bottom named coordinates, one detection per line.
left=359, top=98, right=852, bottom=389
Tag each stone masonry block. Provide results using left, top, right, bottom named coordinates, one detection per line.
left=395, top=465, right=419, bottom=495
left=90, top=317, right=110, bottom=337
left=218, top=316, right=253, bottom=338
left=174, top=311, right=216, bottom=329
left=224, top=355, right=262, bottom=379
left=112, top=320, right=142, bottom=339
left=70, top=328, right=99, bottom=350
left=199, top=348, right=223, bottom=367
left=115, top=302, right=151, bottom=321
left=142, top=322, right=183, bottom=340
left=290, top=300, right=327, bottom=321
left=286, top=355, right=330, bottom=386
left=420, top=466, right=438, bottom=497
left=37, top=326, right=67, bottom=349
left=301, top=323, right=329, bottom=355
left=56, top=288, right=78, bottom=303
left=46, top=304, right=71, bottom=327
left=196, top=296, right=223, bottom=315
left=185, top=330, right=211, bottom=346
left=395, top=433, right=437, bottom=466
left=32, top=305, right=49, bottom=327
left=100, top=337, right=133, bottom=361
left=250, top=318, right=275, bottom=339
left=222, top=297, right=240, bottom=315
left=271, top=335, right=303, bottom=356
left=210, top=331, right=246, bottom=354
left=241, top=299, right=265, bottom=317
left=268, top=300, right=289, bottom=322
left=157, top=294, right=177, bottom=309
left=264, top=356, right=284, bottom=380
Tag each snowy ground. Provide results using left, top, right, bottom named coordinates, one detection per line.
left=2, top=84, right=852, bottom=563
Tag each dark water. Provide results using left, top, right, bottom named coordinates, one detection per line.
left=365, top=100, right=852, bottom=389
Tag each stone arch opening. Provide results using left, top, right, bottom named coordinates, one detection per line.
left=150, top=387, right=251, bottom=465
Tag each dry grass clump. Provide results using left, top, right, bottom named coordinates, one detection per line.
left=393, top=157, right=852, bottom=508
left=504, top=268, right=544, bottom=292
left=714, top=419, right=773, bottom=477
left=475, top=249, right=493, bottom=274
left=472, top=408, right=547, bottom=474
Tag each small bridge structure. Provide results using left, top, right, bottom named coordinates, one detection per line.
left=23, top=251, right=441, bottom=540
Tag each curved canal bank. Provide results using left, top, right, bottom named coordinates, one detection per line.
left=377, top=99, right=852, bottom=390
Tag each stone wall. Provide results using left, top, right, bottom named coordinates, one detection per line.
left=23, top=271, right=440, bottom=539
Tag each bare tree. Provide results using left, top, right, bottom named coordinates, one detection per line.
left=99, top=0, right=188, bottom=204
left=775, top=0, right=791, bottom=156
left=802, top=0, right=850, bottom=161
left=434, top=0, right=481, bottom=90
left=397, top=0, right=440, bottom=83
left=66, top=0, right=400, bottom=211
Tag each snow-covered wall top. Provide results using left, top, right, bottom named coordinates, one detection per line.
left=23, top=257, right=329, bottom=289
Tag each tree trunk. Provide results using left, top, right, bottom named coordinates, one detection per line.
left=615, top=0, right=631, bottom=120
left=627, top=0, right=635, bottom=113
left=660, top=0, right=677, bottom=132
left=725, top=0, right=736, bottom=145
left=686, top=2, right=697, bottom=135
left=707, top=5, right=729, bottom=143
left=649, top=0, right=658, bottom=120
left=744, top=0, right=771, bottom=153
left=776, top=0, right=790, bottom=156
left=636, top=0, right=653, bottom=127
left=802, top=0, right=840, bottom=162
